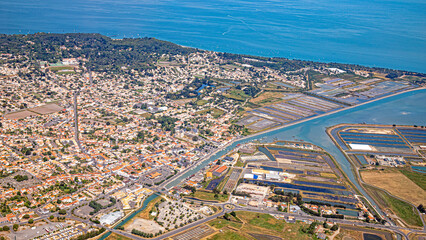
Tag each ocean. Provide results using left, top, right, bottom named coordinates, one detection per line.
left=0, top=0, right=425, bottom=72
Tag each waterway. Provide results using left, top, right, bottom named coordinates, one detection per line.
left=166, top=89, right=426, bottom=212
left=98, top=193, right=160, bottom=240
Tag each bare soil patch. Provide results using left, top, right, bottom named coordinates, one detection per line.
left=124, top=218, right=165, bottom=234
left=361, top=169, right=425, bottom=206
left=30, top=103, right=63, bottom=114
left=4, top=110, right=37, bottom=119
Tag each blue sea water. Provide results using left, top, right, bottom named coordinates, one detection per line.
left=0, top=0, right=425, bottom=72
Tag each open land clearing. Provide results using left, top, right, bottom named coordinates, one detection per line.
left=399, top=169, right=426, bottom=190
left=250, top=91, right=285, bottom=104
left=30, top=103, right=63, bottom=114
left=334, top=225, right=393, bottom=240
left=363, top=185, right=423, bottom=227
left=360, top=169, right=425, bottom=207
left=4, top=110, right=37, bottom=119
left=105, top=232, right=132, bottom=240
left=124, top=218, right=165, bottom=235
left=206, top=211, right=313, bottom=240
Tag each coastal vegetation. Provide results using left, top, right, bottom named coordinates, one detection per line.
left=1, top=33, right=424, bottom=80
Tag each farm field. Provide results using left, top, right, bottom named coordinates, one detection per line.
left=360, top=169, right=425, bottom=206
left=399, top=169, right=426, bottom=190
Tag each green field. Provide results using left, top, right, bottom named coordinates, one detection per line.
left=224, top=89, right=250, bottom=101
left=241, top=211, right=286, bottom=232
left=207, top=211, right=312, bottom=240
left=191, top=190, right=229, bottom=202
left=196, top=99, right=209, bottom=106
left=209, top=218, right=242, bottom=229
left=234, top=160, right=245, bottom=168
left=50, top=66, right=74, bottom=71
left=370, top=186, right=423, bottom=227
left=208, top=231, right=248, bottom=240
left=399, top=169, right=426, bottom=190
left=196, top=108, right=225, bottom=118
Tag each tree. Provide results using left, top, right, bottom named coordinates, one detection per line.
left=137, top=131, right=145, bottom=141
left=331, top=224, right=339, bottom=231
left=418, top=204, right=425, bottom=213
left=230, top=211, right=236, bottom=217
left=13, top=224, right=18, bottom=231
left=23, top=214, right=30, bottom=219
left=49, top=215, right=54, bottom=220
left=28, top=219, right=34, bottom=224
left=58, top=209, right=67, bottom=215
left=2, top=226, right=9, bottom=231
left=224, top=213, right=231, bottom=221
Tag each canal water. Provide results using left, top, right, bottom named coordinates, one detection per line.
left=166, top=89, right=426, bottom=212
left=98, top=193, right=160, bottom=240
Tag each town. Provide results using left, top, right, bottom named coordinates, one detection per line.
left=0, top=33, right=425, bottom=240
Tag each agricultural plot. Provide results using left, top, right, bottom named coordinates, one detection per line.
left=360, top=169, right=425, bottom=207
left=237, top=93, right=342, bottom=132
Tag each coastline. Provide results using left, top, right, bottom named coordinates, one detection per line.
left=164, top=86, right=426, bottom=189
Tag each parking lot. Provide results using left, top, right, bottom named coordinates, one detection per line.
left=171, top=224, right=215, bottom=240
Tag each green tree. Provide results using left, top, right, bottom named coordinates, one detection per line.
left=331, top=224, right=339, bottom=231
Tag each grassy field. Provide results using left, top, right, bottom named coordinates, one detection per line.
left=399, top=169, right=426, bottom=190
left=365, top=185, right=423, bottom=227
left=208, top=211, right=312, bottom=240
left=360, top=169, right=425, bottom=206
left=105, top=232, right=132, bottom=240
left=50, top=66, right=74, bottom=71
left=239, top=211, right=285, bottom=232
left=196, top=108, right=225, bottom=118
left=207, top=231, right=248, bottom=240
left=196, top=99, right=209, bottom=106
left=209, top=218, right=243, bottom=229
left=377, top=191, right=423, bottom=227
left=224, top=89, right=250, bottom=101
left=192, top=190, right=229, bottom=202
left=250, top=91, right=284, bottom=105
left=234, top=160, right=245, bottom=168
